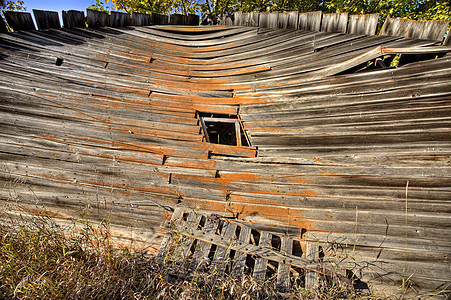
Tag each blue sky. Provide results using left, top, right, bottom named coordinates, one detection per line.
left=23, top=0, right=97, bottom=13
left=20, top=0, right=124, bottom=27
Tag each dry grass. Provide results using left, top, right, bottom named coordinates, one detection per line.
left=0, top=213, right=384, bottom=300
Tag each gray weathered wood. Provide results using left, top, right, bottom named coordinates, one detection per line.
left=210, top=222, right=237, bottom=272
left=321, top=13, right=348, bottom=33
left=32, top=9, right=61, bottom=30
left=156, top=207, right=185, bottom=265
left=62, top=10, right=85, bottom=28
left=276, top=236, right=293, bottom=291
left=298, top=11, right=322, bottom=31
left=305, top=243, right=319, bottom=289
left=111, top=11, right=131, bottom=27
left=4, top=11, right=35, bottom=31
left=243, top=12, right=259, bottom=27
left=278, top=11, right=298, bottom=30
left=234, top=11, right=243, bottom=26
left=231, top=225, right=252, bottom=277
left=187, top=14, right=199, bottom=26
left=253, top=231, right=271, bottom=280
left=380, top=16, right=414, bottom=37
left=347, top=14, right=379, bottom=35
left=87, top=9, right=109, bottom=28
left=132, top=12, right=150, bottom=26
left=1, top=21, right=450, bottom=297
left=150, top=12, right=169, bottom=25
left=268, top=12, right=279, bottom=29
left=170, top=14, right=187, bottom=25
left=406, top=20, right=449, bottom=41
left=188, top=217, right=219, bottom=272
left=443, top=27, right=451, bottom=46
left=170, top=212, right=203, bottom=275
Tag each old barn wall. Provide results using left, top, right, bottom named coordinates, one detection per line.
left=0, top=18, right=450, bottom=296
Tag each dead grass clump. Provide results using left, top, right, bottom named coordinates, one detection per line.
left=0, top=214, right=383, bottom=299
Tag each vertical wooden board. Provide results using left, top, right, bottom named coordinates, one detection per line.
left=0, top=16, right=7, bottom=33
left=111, top=11, right=131, bottom=27
left=155, top=207, right=185, bottom=265
left=443, top=27, right=451, bottom=46
left=225, top=15, right=233, bottom=26
left=188, top=217, right=219, bottom=272
left=218, top=14, right=226, bottom=26
left=211, top=222, right=237, bottom=272
left=259, top=12, right=269, bottom=28
left=218, top=14, right=232, bottom=26
left=170, top=14, right=187, bottom=25
left=132, top=12, right=150, bottom=26
left=242, top=12, right=251, bottom=26
left=268, top=12, right=279, bottom=29
left=4, top=11, right=35, bottom=31
left=287, top=11, right=299, bottom=30
left=305, top=243, right=319, bottom=289
left=150, top=13, right=168, bottom=25
left=234, top=11, right=243, bottom=26
left=406, top=20, right=449, bottom=41
left=33, top=10, right=61, bottom=30
left=187, top=14, right=199, bottom=26
left=380, top=16, right=413, bottom=37
left=62, top=10, right=85, bottom=28
left=231, top=225, right=252, bottom=277
left=347, top=14, right=379, bottom=35
left=250, top=12, right=259, bottom=27
left=278, top=12, right=289, bottom=29
left=276, top=236, right=293, bottom=292
left=253, top=231, right=271, bottom=280
left=321, top=12, right=348, bottom=33
left=298, top=11, right=322, bottom=32
left=171, top=212, right=202, bottom=275
left=278, top=11, right=298, bottom=30
left=156, top=210, right=184, bottom=265
left=87, top=9, right=110, bottom=28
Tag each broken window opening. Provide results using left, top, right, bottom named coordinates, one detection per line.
left=197, top=112, right=251, bottom=147
left=333, top=46, right=451, bottom=76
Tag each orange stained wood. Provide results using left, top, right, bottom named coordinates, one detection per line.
left=21, top=207, right=69, bottom=219
left=152, top=60, right=263, bottom=71
left=165, top=158, right=218, bottom=170
left=183, top=199, right=319, bottom=234
left=286, top=176, right=311, bottom=184
left=150, top=92, right=257, bottom=106
left=112, top=126, right=202, bottom=141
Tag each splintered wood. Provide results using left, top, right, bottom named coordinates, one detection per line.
left=156, top=207, right=321, bottom=291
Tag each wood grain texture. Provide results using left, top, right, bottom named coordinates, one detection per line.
left=32, top=10, right=61, bottom=30
left=347, top=14, right=379, bottom=35
left=62, top=10, right=85, bottom=29
left=0, top=23, right=450, bottom=296
left=298, top=11, right=322, bottom=32
left=87, top=9, right=110, bottom=28
left=111, top=11, right=131, bottom=27
left=380, top=17, right=414, bottom=37
left=4, top=11, right=35, bottom=31
left=321, top=13, right=348, bottom=33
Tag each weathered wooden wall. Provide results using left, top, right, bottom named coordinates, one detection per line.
left=3, top=11, right=35, bottom=31
left=0, top=16, right=450, bottom=298
left=62, top=10, right=85, bottom=29
left=33, top=9, right=61, bottom=30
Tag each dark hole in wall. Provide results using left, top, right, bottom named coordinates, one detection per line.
left=198, top=112, right=250, bottom=147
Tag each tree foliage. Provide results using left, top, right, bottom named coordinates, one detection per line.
left=0, top=0, right=26, bottom=12
left=325, top=0, right=450, bottom=21
left=98, top=0, right=450, bottom=21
